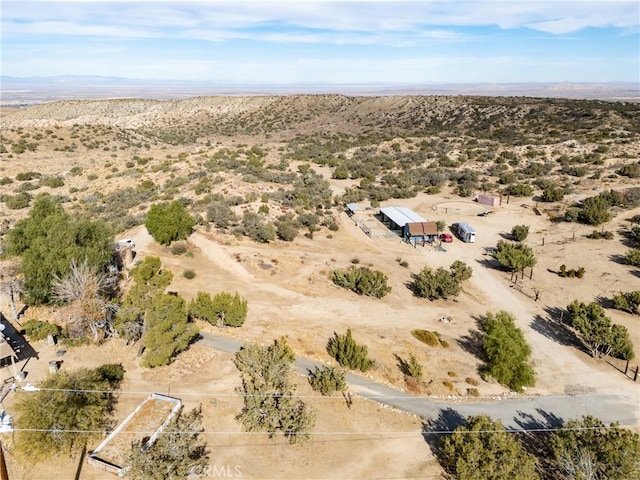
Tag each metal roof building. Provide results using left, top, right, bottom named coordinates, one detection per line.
left=379, top=206, right=426, bottom=229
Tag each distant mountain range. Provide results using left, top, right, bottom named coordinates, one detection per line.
left=1, top=75, right=638, bottom=106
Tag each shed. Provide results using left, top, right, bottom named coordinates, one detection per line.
left=345, top=203, right=360, bottom=216
left=405, top=222, right=439, bottom=245
left=477, top=194, right=501, bottom=207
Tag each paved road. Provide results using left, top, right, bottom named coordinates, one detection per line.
left=197, top=333, right=640, bottom=430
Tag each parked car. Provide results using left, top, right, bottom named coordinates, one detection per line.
left=115, top=238, right=135, bottom=250
left=440, top=233, right=453, bottom=243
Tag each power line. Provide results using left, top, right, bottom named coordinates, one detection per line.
left=7, top=425, right=623, bottom=435
left=18, top=386, right=636, bottom=402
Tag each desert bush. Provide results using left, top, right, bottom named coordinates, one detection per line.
left=16, top=171, right=41, bottom=181
left=577, top=195, right=611, bottom=225
left=541, top=184, right=564, bottom=202
left=238, top=211, right=275, bottom=243
left=182, top=269, right=196, bottom=280
left=481, top=310, right=535, bottom=392
left=4, top=192, right=32, bottom=209
left=567, top=300, right=635, bottom=360
left=624, top=248, right=640, bottom=267
left=466, top=388, right=480, bottom=397
left=40, top=176, right=65, bottom=188
left=611, top=291, right=640, bottom=315
left=234, top=338, right=315, bottom=444
left=617, top=162, right=640, bottom=178
left=145, top=200, right=195, bottom=246
left=504, top=183, right=533, bottom=197
left=189, top=291, right=248, bottom=327
left=332, top=266, right=391, bottom=298
left=22, top=319, right=62, bottom=341
left=171, top=242, right=188, bottom=255
left=439, top=415, right=540, bottom=479
left=275, top=216, right=299, bottom=242
left=413, top=261, right=472, bottom=300
left=586, top=230, right=614, bottom=240
left=327, top=328, right=375, bottom=372
left=411, top=329, right=445, bottom=347
left=308, top=366, right=346, bottom=395
left=559, top=265, right=585, bottom=278
left=465, top=377, right=479, bottom=386
left=511, top=224, right=529, bottom=242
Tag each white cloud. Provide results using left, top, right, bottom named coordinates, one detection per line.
left=3, top=1, right=638, bottom=43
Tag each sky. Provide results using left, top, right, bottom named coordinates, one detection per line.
left=1, top=1, right=639, bottom=85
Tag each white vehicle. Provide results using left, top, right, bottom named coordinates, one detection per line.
left=455, top=223, right=476, bottom=243
left=115, top=238, right=135, bottom=250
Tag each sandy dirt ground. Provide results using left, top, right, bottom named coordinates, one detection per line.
left=0, top=117, right=639, bottom=479
left=2, top=188, right=638, bottom=479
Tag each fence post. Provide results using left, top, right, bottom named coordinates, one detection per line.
left=624, top=360, right=629, bottom=375
left=634, top=366, right=639, bottom=382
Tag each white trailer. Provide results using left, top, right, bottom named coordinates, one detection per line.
left=456, top=223, right=476, bottom=243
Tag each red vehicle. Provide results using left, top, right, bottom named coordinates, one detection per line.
left=440, top=233, right=453, bottom=243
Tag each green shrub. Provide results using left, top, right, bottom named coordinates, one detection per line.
left=189, top=291, right=248, bottom=327
left=4, top=192, right=32, bottom=209
left=16, top=171, right=41, bottom=181
left=171, top=242, right=188, bottom=255
left=327, top=328, right=375, bottom=372
left=466, top=388, right=480, bottom=397
left=624, top=248, right=640, bottom=267
left=332, top=266, right=391, bottom=298
left=182, top=269, right=196, bottom=279
left=511, top=224, right=529, bottom=242
left=481, top=310, right=535, bottom=392
left=145, top=200, right=196, bottom=246
left=411, top=329, right=444, bottom=347
left=586, top=230, right=614, bottom=240
left=40, top=176, right=65, bottom=188
left=22, top=319, right=62, bottom=341
left=541, top=184, right=564, bottom=202
left=413, top=261, right=472, bottom=300
left=611, top=291, right=640, bottom=315
left=308, top=366, right=346, bottom=396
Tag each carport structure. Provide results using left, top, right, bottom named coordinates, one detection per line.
left=379, top=206, right=426, bottom=236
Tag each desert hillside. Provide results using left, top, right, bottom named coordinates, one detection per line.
left=0, top=95, right=639, bottom=479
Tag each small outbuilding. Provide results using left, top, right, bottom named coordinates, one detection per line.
left=477, top=194, right=501, bottom=207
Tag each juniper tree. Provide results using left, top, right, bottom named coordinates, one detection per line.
left=234, top=338, right=315, bottom=444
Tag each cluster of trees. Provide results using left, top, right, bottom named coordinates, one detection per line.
left=234, top=338, right=315, bottom=444
left=493, top=240, right=537, bottom=278
left=188, top=291, right=248, bottom=327
left=438, top=414, right=639, bottom=480
left=565, top=190, right=629, bottom=226
left=566, top=300, right=635, bottom=360
left=413, top=260, right=472, bottom=300
left=15, top=364, right=124, bottom=459
left=332, top=266, right=391, bottom=298
left=480, top=311, right=535, bottom=392
left=114, top=256, right=199, bottom=367
left=5, top=194, right=113, bottom=304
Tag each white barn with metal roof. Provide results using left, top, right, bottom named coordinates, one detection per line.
left=379, top=206, right=426, bottom=230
